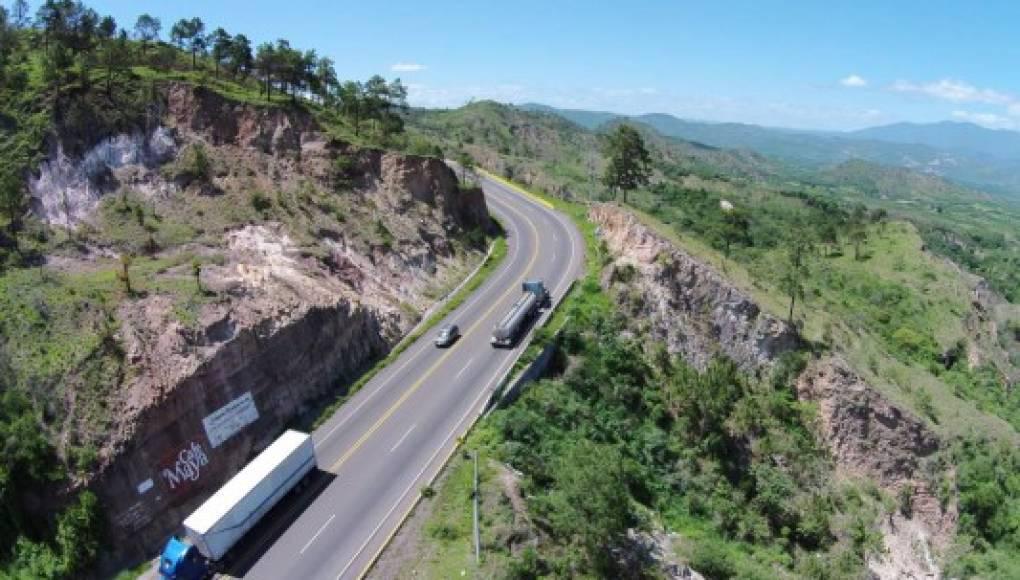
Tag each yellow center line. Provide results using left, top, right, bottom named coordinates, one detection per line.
left=327, top=191, right=541, bottom=474
left=477, top=168, right=555, bottom=210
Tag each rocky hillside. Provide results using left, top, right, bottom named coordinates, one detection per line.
left=7, top=81, right=490, bottom=562
left=592, top=203, right=956, bottom=578
left=592, top=204, right=799, bottom=373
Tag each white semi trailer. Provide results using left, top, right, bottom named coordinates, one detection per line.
left=157, top=430, right=316, bottom=580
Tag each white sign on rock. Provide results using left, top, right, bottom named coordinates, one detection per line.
left=136, top=478, right=154, bottom=495
left=203, top=392, right=260, bottom=448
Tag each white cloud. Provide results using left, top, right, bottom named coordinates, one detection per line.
left=404, top=83, right=529, bottom=108
left=951, top=110, right=1018, bottom=130
left=390, top=62, right=427, bottom=72
left=891, top=78, right=1012, bottom=105
left=840, top=74, right=868, bottom=88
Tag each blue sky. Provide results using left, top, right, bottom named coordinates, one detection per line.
left=75, top=1, right=1020, bottom=131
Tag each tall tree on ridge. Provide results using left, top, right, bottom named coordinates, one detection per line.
left=11, top=0, right=30, bottom=29
left=227, top=33, right=252, bottom=78
left=208, top=27, right=231, bottom=77
left=338, top=80, right=365, bottom=136
left=601, top=124, right=651, bottom=204
left=133, top=13, right=160, bottom=56
left=254, top=42, right=276, bottom=101
left=171, top=17, right=205, bottom=69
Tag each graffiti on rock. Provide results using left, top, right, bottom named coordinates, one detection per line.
left=160, top=441, right=210, bottom=492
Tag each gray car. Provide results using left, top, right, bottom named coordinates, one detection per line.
left=434, top=323, right=460, bottom=347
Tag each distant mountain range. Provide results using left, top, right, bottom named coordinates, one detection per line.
left=519, top=104, right=1020, bottom=199
left=851, top=121, right=1020, bottom=160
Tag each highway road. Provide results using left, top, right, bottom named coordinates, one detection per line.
left=242, top=172, right=585, bottom=579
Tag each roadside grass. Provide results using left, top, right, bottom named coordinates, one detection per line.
left=371, top=421, right=518, bottom=579
left=409, top=451, right=516, bottom=579
left=312, top=235, right=508, bottom=429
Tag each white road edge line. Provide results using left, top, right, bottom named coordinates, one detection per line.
left=390, top=424, right=416, bottom=453
left=299, top=513, right=336, bottom=555
left=337, top=351, right=518, bottom=580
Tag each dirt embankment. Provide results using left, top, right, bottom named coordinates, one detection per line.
left=591, top=204, right=954, bottom=579
left=27, top=82, right=490, bottom=562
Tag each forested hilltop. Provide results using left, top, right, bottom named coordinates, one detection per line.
left=393, top=103, right=1020, bottom=577
left=0, top=1, right=482, bottom=577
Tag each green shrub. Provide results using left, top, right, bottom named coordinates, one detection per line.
left=173, top=143, right=212, bottom=186
left=689, top=540, right=737, bottom=579
left=251, top=191, right=273, bottom=213
left=331, top=156, right=356, bottom=190
left=426, top=522, right=460, bottom=541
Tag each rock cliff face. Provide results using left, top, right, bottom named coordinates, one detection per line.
left=26, top=83, right=490, bottom=561
left=797, top=357, right=956, bottom=579
left=591, top=204, right=954, bottom=579
left=590, top=204, right=799, bottom=373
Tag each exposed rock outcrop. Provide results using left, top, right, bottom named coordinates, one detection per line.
left=592, top=204, right=955, bottom=579
left=29, top=128, right=176, bottom=227
left=590, top=203, right=799, bottom=372
left=797, top=356, right=956, bottom=579
left=23, top=82, right=492, bottom=563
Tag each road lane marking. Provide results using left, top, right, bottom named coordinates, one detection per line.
left=486, top=176, right=581, bottom=298
left=316, top=202, right=525, bottom=448
left=348, top=182, right=575, bottom=579
left=326, top=190, right=543, bottom=474
left=342, top=350, right=519, bottom=580
left=454, top=358, right=474, bottom=379
left=300, top=514, right=335, bottom=555
left=390, top=424, right=416, bottom=453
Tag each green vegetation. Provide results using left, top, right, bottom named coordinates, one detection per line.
left=601, top=123, right=652, bottom=204
left=415, top=102, right=1020, bottom=440
left=403, top=279, right=892, bottom=577
left=402, top=147, right=1020, bottom=576
left=944, top=437, right=1020, bottom=576
left=1, top=372, right=103, bottom=579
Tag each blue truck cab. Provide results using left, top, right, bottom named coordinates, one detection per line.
left=158, top=536, right=210, bottom=580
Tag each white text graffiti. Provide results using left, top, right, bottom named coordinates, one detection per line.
left=160, top=441, right=210, bottom=490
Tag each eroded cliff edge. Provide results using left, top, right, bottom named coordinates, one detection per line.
left=24, top=83, right=491, bottom=560
left=590, top=204, right=955, bottom=579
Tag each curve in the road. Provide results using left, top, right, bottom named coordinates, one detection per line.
left=242, top=174, right=584, bottom=580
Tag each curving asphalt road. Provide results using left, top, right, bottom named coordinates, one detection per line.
left=241, top=173, right=585, bottom=579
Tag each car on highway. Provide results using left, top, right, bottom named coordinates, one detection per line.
left=434, top=323, right=460, bottom=347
